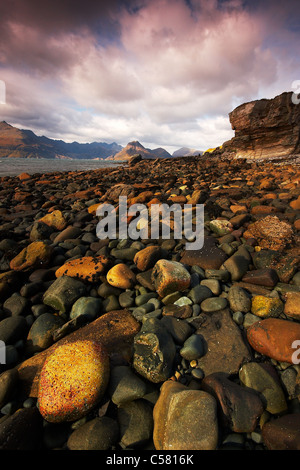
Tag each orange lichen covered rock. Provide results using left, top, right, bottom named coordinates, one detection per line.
left=55, top=255, right=111, bottom=282
left=10, top=241, right=52, bottom=271
left=38, top=340, right=110, bottom=423
left=243, top=215, right=293, bottom=251
left=38, top=210, right=67, bottom=231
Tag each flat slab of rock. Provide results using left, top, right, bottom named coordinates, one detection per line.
left=191, top=309, right=252, bottom=376
left=16, top=309, right=140, bottom=397
left=180, top=237, right=228, bottom=270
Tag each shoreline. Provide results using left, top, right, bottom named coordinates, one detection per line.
left=0, top=155, right=300, bottom=450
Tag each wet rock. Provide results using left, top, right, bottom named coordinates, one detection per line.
left=70, top=296, right=102, bottom=321
left=200, top=296, right=228, bottom=313
left=242, top=268, right=279, bottom=287
left=0, top=369, right=19, bottom=408
left=108, top=365, right=148, bottom=405
left=180, top=333, right=204, bottom=360
left=0, top=316, right=28, bottom=344
left=3, top=293, right=28, bottom=316
left=26, top=313, right=65, bottom=354
left=133, top=245, right=165, bottom=271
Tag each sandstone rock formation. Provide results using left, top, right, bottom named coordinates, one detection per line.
left=208, top=91, right=300, bottom=160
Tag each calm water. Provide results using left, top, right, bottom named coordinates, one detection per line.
left=0, top=158, right=126, bottom=177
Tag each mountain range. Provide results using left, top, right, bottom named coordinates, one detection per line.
left=0, top=121, right=203, bottom=160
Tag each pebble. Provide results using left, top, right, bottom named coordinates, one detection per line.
left=227, top=285, right=251, bottom=312
left=200, top=296, right=228, bottom=313
left=239, top=362, right=287, bottom=414
left=10, top=241, right=53, bottom=272
left=153, top=380, right=218, bottom=450
left=118, top=399, right=153, bottom=448
left=151, top=259, right=191, bottom=297
left=26, top=313, right=65, bottom=354
left=202, top=372, right=264, bottom=432
left=247, top=318, right=300, bottom=363
left=43, top=275, right=87, bottom=314
left=107, top=365, right=148, bottom=405
left=106, top=263, right=136, bottom=289
left=251, top=295, right=284, bottom=318
left=179, top=334, right=204, bottom=360
left=38, top=340, right=110, bottom=422
left=69, top=296, right=102, bottom=321
left=67, top=416, right=119, bottom=450
left=262, top=413, right=300, bottom=450
left=133, top=318, right=176, bottom=383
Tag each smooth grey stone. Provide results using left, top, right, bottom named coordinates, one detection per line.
left=4, top=346, right=19, bottom=366
left=232, top=311, right=244, bottom=325
left=146, top=298, right=161, bottom=309
left=108, top=365, right=148, bottom=405
left=3, top=293, right=28, bottom=317
left=201, top=297, right=228, bottom=313
left=142, top=309, right=162, bottom=322
left=110, top=247, right=139, bottom=261
left=20, top=282, right=43, bottom=298
left=43, top=276, right=87, bottom=314
left=102, top=295, right=120, bottom=313
left=0, top=316, right=28, bottom=344
left=160, top=316, right=194, bottom=344
left=190, top=266, right=205, bottom=279
left=70, top=296, right=102, bottom=321
left=188, top=285, right=212, bottom=304
left=26, top=313, right=65, bottom=354
left=119, top=291, right=135, bottom=308
left=67, top=417, right=119, bottom=450
left=180, top=334, right=204, bottom=360
left=97, top=282, right=122, bottom=298
left=200, top=279, right=221, bottom=295
left=227, top=285, right=251, bottom=313
left=135, top=293, right=157, bottom=306
left=118, top=400, right=153, bottom=448
left=174, top=296, right=193, bottom=307
left=243, top=313, right=261, bottom=328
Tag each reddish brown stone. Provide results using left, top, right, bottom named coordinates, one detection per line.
left=262, top=414, right=300, bottom=450
left=246, top=318, right=300, bottom=363
left=180, top=236, right=228, bottom=270
left=133, top=245, right=164, bottom=271
left=242, top=268, right=279, bottom=287
left=202, top=372, right=264, bottom=432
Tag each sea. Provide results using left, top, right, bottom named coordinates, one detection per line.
left=0, top=158, right=126, bottom=177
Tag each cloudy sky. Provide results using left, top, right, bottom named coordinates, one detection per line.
left=0, top=0, right=299, bottom=153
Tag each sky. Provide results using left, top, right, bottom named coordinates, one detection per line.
left=0, top=0, right=299, bottom=153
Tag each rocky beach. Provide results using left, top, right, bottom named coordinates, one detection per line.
left=0, top=145, right=300, bottom=451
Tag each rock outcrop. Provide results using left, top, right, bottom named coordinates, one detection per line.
left=207, top=91, right=300, bottom=160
